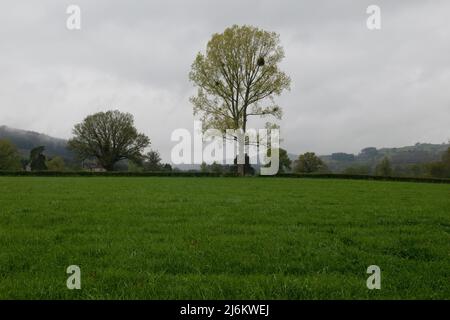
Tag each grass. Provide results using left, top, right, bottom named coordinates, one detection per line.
left=0, top=177, right=449, bottom=299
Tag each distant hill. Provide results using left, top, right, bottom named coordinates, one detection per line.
left=288, top=143, right=449, bottom=174
left=319, top=143, right=450, bottom=173
left=0, top=126, right=73, bottom=160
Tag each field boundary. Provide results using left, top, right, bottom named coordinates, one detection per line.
left=0, top=171, right=449, bottom=184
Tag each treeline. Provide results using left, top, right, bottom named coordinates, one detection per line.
left=0, top=139, right=173, bottom=173
left=325, top=146, right=450, bottom=179
left=195, top=147, right=450, bottom=179
left=292, top=149, right=450, bottom=179
left=2, top=137, right=449, bottom=179
left=340, top=155, right=450, bottom=179
left=0, top=140, right=71, bottom=172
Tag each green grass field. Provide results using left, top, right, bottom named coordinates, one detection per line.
left=0, top=177, right=449, bottom=299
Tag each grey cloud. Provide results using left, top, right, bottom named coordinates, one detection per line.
left=0, top=0, right=449, bottom=161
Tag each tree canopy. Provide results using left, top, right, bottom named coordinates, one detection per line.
left=266, top=148, right=291, bottom=173
left=29, top=146, right=47, bottom=171
left=47, top=156, right=65, bottom=171
left=427, top=147, right=450, bottom=178
left=143, top=150, right=163, bottom=172
left=294, top=152, right=327, bottom=173
left=0, top=139, right=22, bottom=171
left=375, top=157, right=393, bottom=176
left=68, top=110, right=150, bottom=171
left=190, top=24, right=290, bottom=131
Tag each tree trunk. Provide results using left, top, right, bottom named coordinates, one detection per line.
left=238, top=114, right=248, bottom=176
left=237, top=163, right=245, bottom=176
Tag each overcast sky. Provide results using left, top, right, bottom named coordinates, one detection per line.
left=1, top=0, right=449, bottom=161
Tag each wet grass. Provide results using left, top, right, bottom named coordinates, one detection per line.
left=0, top=177, right=449, bottom=299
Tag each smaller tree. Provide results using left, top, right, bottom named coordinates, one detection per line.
left=210, top=161, right=223, bottom=174
left=143, top=150, right=162, bottom=171
left=29, top=146, right=48, bottom=171
left=265, top=148, right=292, bottom=173
left=47, top=156, right=65, bottom=171
left=200, top=162, right=208, bottom=173
left=294, top=152, right=327, bottom=173
left=427, top=147, right=450, bottom=178
left=375, top=156, right=392, bottom=176
left=199, top=161, right=224, bottom=174
left=278, top=148, right=292, bottom=173
left=442, top=147, right=450, bottom=167
left=0, top=139, right=22, bottom=171
left=68, top=110, right=150, bottom=171
left=128, top=161, right=144, bottom=172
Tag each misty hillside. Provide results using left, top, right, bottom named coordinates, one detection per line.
left=0, top=126, right=72, bottom=160
left=318, top=143, right=450, bottom=173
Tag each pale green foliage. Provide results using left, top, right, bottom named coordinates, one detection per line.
left=143, top=150, right=162, bottom=172
left=375, top=157, right=393, bottom=176
left=189, top=25, right=291, bottom=132
left=128, top=161, right=144, bottom=173
left=427, top=147, right=450, bottom=178
left=294, top=152, right=328, bottom=173
left=0, top=139, right=22, bottom=171
left=46, top=156, right=65, bottom=171
left=266, top=148, right=292, bottom=173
